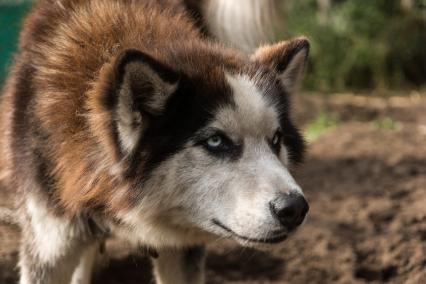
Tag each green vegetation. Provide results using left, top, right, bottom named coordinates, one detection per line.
left=0, top=1, right=32, bottom=85
left=305, top=112, right=340, bottom=141
left=373, top=116, right=401, bottom=131
left=280, top=0, right=426, bottom=92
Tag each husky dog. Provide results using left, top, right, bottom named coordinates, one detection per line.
left=0, top=0, right=310, bottom=283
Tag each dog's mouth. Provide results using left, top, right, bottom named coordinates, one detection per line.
left=212, top=219, right=287, bottom=244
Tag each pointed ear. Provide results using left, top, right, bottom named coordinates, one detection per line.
left=251, top=37, right=309, bottom=94
left=102, top=49, right=179, bottom=155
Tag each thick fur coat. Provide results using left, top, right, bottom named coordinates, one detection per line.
left=0, top=1, right=310, bottom=283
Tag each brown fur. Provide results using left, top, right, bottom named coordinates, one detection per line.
left=0, top=0, right=250, bottom=217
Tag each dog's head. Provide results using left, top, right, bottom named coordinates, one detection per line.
left=91, top=38, right=309, bottom=248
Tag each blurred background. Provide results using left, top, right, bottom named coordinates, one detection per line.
left=1, top=0, right=425, bottom=92
left=0, top=0, right=425, bottom=283
left=280, top=0, right=425, bottom=92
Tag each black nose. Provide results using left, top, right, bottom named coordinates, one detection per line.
left=270, top=193, right=309, bottom=231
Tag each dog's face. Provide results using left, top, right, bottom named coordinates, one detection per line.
left=95, top=38, right=310, bottom=248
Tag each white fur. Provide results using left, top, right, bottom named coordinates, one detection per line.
left=204, top=0, right=278, bottom=52
left=18, top=268, right=34, bottom=284
left=223, top=73, right=281, bottom=138
left=25, top=196, right=76, bottom=264
left=20, top=196, right=85, bottom=284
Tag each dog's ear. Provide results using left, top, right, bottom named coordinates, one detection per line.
left=93, top=49, right=179, bottom=157
left=251, top=37, right=309, bottom=94
left=111, top=49, right=179, bottom=153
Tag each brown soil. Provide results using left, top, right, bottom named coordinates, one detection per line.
left=1, top=93, right=425, bottom=283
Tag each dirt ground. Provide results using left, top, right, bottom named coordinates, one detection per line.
left=1, top=92, right=425, bottom=283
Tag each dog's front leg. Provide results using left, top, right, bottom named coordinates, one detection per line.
left=70, top=242, right=100, bottom=284
left=153, top=246, right=206, bottom=284
left=18, top=196, right=94, bottom=284
left=19, top=217, right=86, bottom=284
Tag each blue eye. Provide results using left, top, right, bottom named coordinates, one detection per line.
left=206, top=135, right=223, bottom=148
left=200, top=132, right=242, bottom=159
left=272, top=131, right=281, bottom=146
left=271, top=129, right=282, bottom=154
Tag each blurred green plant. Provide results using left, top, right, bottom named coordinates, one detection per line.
left=280, top=0, right=426, bottom=92
left=0, top=1, right=32, bottom=85
left=305, top=112, right=340, bottom=141
left=373, top=116, right=401, bottom=130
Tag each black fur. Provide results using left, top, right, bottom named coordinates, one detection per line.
left=125, top=72, right=235, bottom=180
left=103, top=49, right=181, bottom=158
left=183, top=245, right=206, bottom=279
